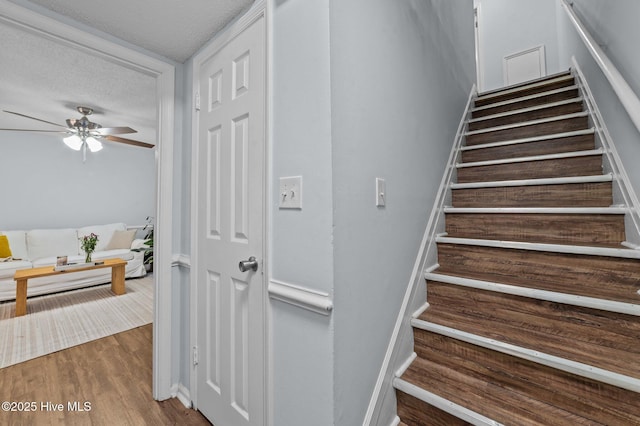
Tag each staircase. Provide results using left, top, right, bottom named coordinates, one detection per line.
left=393, top=71, right=640, bottom=425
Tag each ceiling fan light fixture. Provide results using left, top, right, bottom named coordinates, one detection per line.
left=86, top=136, right=103, bottom=152
left=3, top=107, right=153, bottom=156
left=63, top=134, right=82, bottom=151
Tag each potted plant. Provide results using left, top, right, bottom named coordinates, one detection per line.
left=134, top=216, right=154, bottom=273
left=142, top=228, right=153, bottom=272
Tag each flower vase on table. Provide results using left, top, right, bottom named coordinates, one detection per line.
left=80, top=233, right=99, bottom=264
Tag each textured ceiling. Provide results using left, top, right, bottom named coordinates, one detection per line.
left=0, top=17, right=158, bottom=145
left=19, top=0, right=255, bottom=63
left=0, top=0, right=253, bottom=149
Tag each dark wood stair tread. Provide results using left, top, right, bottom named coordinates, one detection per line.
left=444, top=211, right=625, bottom=247
left=471, top=86, right=580, bottom=118
left=475, top=72, right=574, bottom=108
left=465, top=114, right=589, bottom=146
left=420, top=281, right=640, bottom=379
left=435, top=242, right=640, bottom=304
left=451, top=181, right=612, bottom=207
left=401, top=334, right=640, bottom=425
left=396, top=390, right=472, bottom=426
left=456, top=153, right=603, bottom=183
left=461, top=131, right=595, bottom=163
left=468, top=99, right=584, bottom=132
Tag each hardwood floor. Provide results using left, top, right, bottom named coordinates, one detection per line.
left=0, top=324, right=212, bottom=426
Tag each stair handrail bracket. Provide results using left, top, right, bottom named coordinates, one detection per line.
left=561, top=0, right=640, bottom=135
left=363, top=84, right=476, bottom=425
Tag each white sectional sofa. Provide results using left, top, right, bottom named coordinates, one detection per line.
left=0, top=223, right=147, bottom=302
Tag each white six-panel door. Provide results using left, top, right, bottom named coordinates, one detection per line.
left=194, top=12, right=265, bottom=426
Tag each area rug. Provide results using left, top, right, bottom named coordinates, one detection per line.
left=0, top=275, right=153, bottom=368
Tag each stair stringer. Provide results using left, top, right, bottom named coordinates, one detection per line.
left=363, top=85, right=476, bottom=426
left=572, top=57, right=640, bottom=246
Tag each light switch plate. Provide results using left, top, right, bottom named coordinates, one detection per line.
left=279, top=176, right=302, bottom=209
left=376, top=178, right=386, bottom=207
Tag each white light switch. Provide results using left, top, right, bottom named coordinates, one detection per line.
left=279, top=176, right=302, bottom=209
left=376, top=178, right=386, bottom=207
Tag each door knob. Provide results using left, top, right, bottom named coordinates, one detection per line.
left=238, top=256, right=258, bottom=272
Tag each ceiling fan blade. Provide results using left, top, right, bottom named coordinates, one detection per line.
left=93, top=126, right=137, bottom=135
left=3, top=110, right=68, bottom=129
left=0, top=128, right=68, bottom=133
left=105, top=135, right=154, bottom=148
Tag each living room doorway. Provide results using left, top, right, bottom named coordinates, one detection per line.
left=0, top=1, right=176, bottom=400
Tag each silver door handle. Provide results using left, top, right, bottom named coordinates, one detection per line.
left=238, top=256, right=258, bottom=272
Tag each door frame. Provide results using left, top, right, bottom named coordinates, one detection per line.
left=189, top=1, right=270, bottom=423
left=0, top=0, right=176, bottom=401
left=473, top=0, right=485, bottom=92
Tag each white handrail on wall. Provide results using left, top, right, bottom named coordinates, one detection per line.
left=561, top=0, right=640, bottom=135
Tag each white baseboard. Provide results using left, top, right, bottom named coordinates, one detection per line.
left=170, top=383, right=192, bottom=408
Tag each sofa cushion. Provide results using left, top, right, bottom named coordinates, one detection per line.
left=1, top=231, right=28, bottom=259
left=0, top=260, right=33, bottom=279
left=27, top=228, right=79, bottom=260
left=106, top=229, right=137, bottom=250
left=0, top=236, right=11, bottom=258
left=77, top=223, right=126, bottom=252
left=91, top=249, right=134, bottom=262
left=131, top=238, right=150, bottom=250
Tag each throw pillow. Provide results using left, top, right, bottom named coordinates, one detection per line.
left=0, top=235, right=12, bottom=258
left=106, top=229, right=137, bottom=250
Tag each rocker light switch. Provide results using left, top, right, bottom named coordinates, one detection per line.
left=376, top=178, right=386, bottom=207
left=279, top=176, right=302, bottom=209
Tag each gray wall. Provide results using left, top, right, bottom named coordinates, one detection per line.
left=556, top=0, right=640, bottom=221
left=564, top=0, right=640, bottom=96
left=270, top=0, right=475, bottom=424
left=329, top=1, right=475, bottom=424
left=1, top=130, right=155, bottom=231
left=477, top=0, right=561, bottom=92
left=271, top=0, right=336, bottom=424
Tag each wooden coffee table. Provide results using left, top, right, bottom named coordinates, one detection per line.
left=13, top=258, right=128, bottom=317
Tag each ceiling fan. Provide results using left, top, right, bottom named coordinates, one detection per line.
left=1, top=106, right=154, bottom=162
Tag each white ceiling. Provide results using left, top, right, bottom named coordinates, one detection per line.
left=20, top=0, right=255, bottom=63
left=0, top=0, right=253, bottom=149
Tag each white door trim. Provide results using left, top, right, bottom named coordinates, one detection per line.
left=189, top=2, right=269, bottom=423
left=0, top=0, right=176, bottom=400
left=473, top=0, right=485, bottom=92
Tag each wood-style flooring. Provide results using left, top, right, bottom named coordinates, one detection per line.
left=0, top=324, right=212, bottom=426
